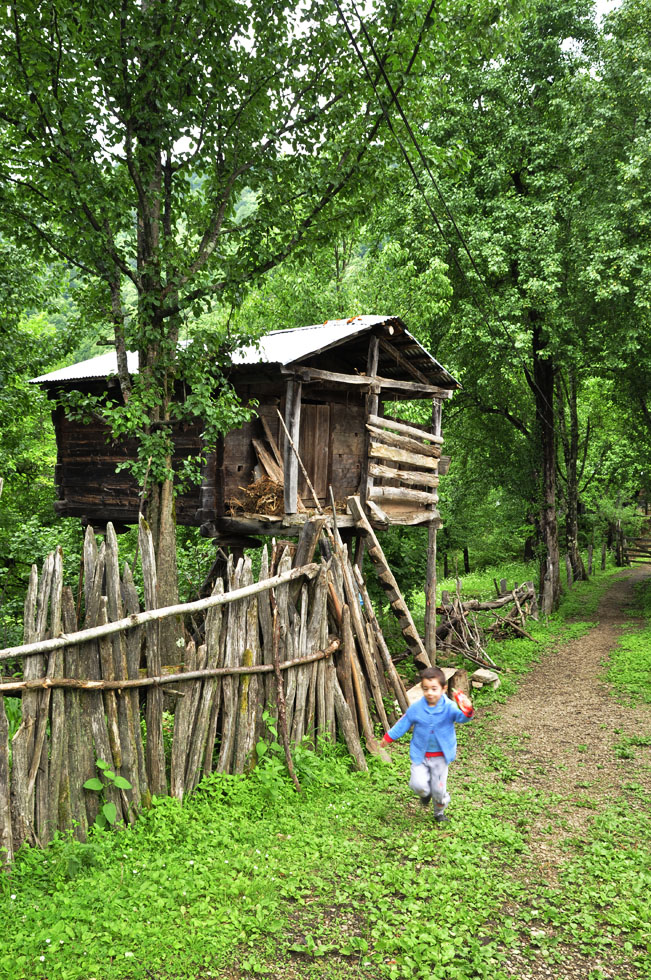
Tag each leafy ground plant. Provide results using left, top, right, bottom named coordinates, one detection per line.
left=83, top=760, right=133, bottom=829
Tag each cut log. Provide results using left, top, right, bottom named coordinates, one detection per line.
left=369, top=486, right=438, bottom=507
left=366, top=423, right=441, bottom=459
left=368, top=414, right=444, bottom=446
left=368, top=461, right=440, bottom=488
left=369, top=441, right=440, bottom=472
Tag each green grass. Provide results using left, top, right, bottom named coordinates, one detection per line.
left=1, top=564, right=649, bottom=980
left=604, top=577, right=651, bottom=705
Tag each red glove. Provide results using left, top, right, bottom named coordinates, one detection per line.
left=453, top=690, right=474, bottom=717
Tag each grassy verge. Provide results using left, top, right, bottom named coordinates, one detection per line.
left=0, top=565, right=648, bottom=980
left=604, top=576, right=651, bottom=706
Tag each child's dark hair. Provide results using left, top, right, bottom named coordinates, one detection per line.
left=420, top=666, right=446, bottom=688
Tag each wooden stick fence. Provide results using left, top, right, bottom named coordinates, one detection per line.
left=0, top=514, right=408, bottom=864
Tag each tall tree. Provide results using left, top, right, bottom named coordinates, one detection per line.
left=406, top=0, right=602, bottom=609
left=0, top=0, right=448, bottom=642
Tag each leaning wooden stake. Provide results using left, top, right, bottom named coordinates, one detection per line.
left=347, top=496, right=430, bottom=670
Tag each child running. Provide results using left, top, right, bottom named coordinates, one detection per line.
left=382, top=666, right=474, bottom=823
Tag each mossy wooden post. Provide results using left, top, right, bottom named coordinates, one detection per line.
left=184, top=579, right=224, bottom=795
left=121, top=563, right=149, bottom=804
left=139, top=516, right=167, bottom=797
left=0, top=694, right=12, bottom=864
left=11, top=555, right=51, bottom=848
left=105, top=524, right=141, bottom=818
left=217, top=556, right=243, bottom=773
left=425, top=398, right=443, bottom=663
left=61, top=586, right=89, bottom=841
left=233, top=558, right=260, bottom=774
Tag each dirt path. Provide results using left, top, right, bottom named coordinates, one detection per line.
left=468, top=566, right=651, bottom=980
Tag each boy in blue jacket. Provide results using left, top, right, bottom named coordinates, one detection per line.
left=382, top=666, right=474, bottom=823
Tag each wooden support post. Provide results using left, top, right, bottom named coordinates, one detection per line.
left=283, top=377, right=302, bottom=516
left=425, top=398, right=442, bottom=662
left=356, top=333, right=380, bottom=570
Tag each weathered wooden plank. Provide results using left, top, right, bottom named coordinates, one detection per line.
left=170, top=641, right=199, bottom=800
left=252, top=437, right=284, bottom=483
left=367, top=413, right=444, bottom=445
left=331, top=666, right=367, bottom=771
left=184, top=580, right=224, bottom=795
left=289, top=584, right=310, bottom=746
left=202, top=592, right=228, bottom=777
left=352, top=564, right=408, bottom=714
left=296, top=365, right=454, bottom=398
left=11, top=564, right=41, bottom=846
left=0, top=696, right=13, bottom=864
left=217, top=557, right=243, bottom=773
left=369, top=441, right=440, bottom=472
left=48, top=554, right=71, bottom=838
left=121, top=563, right=148, bottom=805
left=104, top=525, right=140, bottom=817
left=233, top=558, right=260, bottom=774
left=283, top=378, right=302, bottom=515
left=290, top=516, right=326, bottom=604
left=139, top=516, right=167, bottom=797
left=369, top=485, right=439, bottom=506
left=62, top=587, right=89, bottom=841
left=366, top=423, right=441, bottom=459
left=336, top=547, right=389, bottom=731
left=368, top=462, right=440, bottom=489
left=298, top=404, right=330, bottom=501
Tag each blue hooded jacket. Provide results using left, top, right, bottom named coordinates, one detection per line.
left=385, top=694, right=472, bottom=765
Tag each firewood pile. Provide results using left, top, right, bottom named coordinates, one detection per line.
left=437, top=581, right=538, bottom=671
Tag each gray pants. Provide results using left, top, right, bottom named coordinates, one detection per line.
left=410, top=756, right=450, bottom=814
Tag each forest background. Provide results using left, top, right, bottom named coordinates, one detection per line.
left=0, top=0, right=649, bottom=648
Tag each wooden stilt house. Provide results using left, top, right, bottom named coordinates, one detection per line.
left=32, top=315, right=459, bottom=653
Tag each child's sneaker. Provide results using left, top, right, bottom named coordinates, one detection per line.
left=434, top=812, right=450, bottom=824
left=419, top=794, right=431, bottom=807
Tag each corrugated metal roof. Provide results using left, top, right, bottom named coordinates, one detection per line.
left=232, top=315, right=392, bottom=365
left=31, top=350, right=139, bottom=384
left=31, top=316, right=458, bottom=387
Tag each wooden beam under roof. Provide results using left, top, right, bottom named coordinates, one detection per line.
left=292, top=366, right=455, bottom=399
left=377, top=336, right=431, bottom=385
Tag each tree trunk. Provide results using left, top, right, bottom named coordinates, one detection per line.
left=558, top=370, right=587, bottom=581
left=531, top=324, right=560, bottom=614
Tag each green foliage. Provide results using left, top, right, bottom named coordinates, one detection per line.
left=83, top=760, right=133, bottom=830
left=604, top=578, right=651, bottom=705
